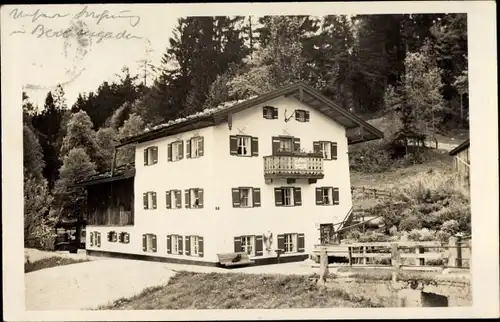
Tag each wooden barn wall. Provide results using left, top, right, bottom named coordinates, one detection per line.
left=453, top=147, right=470, bottom=190
left=87, top=178, right=134, bottom=226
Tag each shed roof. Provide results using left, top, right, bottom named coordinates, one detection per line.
left=74, top=163, right=135, bottom=187
left=449, top=139, right=470, bottom=156
left=116, top=82, right=384, bottom=147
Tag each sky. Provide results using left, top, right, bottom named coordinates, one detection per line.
left=7, top=4, right=179, bottom=109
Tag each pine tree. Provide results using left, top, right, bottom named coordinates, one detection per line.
left=23, top=125, right=45, bottom=182
left=116, top=113, right=145, bottom=166
left=96, top=127, right=119, bottom=170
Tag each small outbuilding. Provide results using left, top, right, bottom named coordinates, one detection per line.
left=449, top=139, right=470, bottom=191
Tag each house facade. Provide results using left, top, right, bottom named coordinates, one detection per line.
left=81, top=83, right=383, bottom=266
left=449, top=139, right=470, bottom=192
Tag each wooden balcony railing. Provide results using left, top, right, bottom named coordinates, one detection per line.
left=263, top=154, right=324, bottom=180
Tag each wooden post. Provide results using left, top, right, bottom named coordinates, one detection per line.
left=391, top=243, right=401, bottom=271
left=456, top=235, right=463, bottom=268
left=348, top=246, right=353, bottom=267
left=363, top=246, right=367, bottom=265
left=319, top=246, right=329, bottom=284
left=448, top=236, right=458, bottom=267
left=415, top=246, right=425, bottom=266
left=468, top=239, right=472, bottom=269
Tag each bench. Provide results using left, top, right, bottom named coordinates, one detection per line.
left=217, top=252, right=255, bottom=267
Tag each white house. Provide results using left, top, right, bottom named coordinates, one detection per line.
left=79, top=82, right=383, bottom=267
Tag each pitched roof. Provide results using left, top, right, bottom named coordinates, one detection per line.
left=449, top=139, right=470, bottom=156
left=74, top=163, right=135, bottom=187
left=117, top=82, right=384, bottom=147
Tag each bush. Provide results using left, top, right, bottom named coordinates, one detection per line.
left=398, top=215, right=423, bottom=231
left=349, top=141, right=393, bottom=173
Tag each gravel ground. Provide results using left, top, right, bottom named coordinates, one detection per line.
left=24, top=248, right=88, bottom=263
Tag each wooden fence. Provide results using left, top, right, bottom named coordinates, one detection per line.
left=313, top=236, right=471, bottom=270
left=351, top=186, right=393, bottom=199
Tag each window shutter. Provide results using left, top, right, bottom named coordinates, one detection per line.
left=165, top=191, right=171, bottom=209
left=185, top=189, right=191, bottom=208
left=316, top=188, right=324, bottom=205
left=179, top=141, right=184, bottom=160
left=143, top=193, right=148, bottom=209
left=294, top=187, right=302, bottom=206
left=112, top=232, right=117, bottom=242
left=152, top=147, right=158, bottom=164
left=313, top=141, right=320, bottom=153
left=305, top=111, right=310, bottom=122
left=333, top=188, right=340, bottom=205
left=198, top=189, right=204, bottom=208
left=234, top=236, right=242, bottom=252
left=293, top=137, right=301, bottom=152
left=90, top=232, right=94, bottom=246
left=107, top=231, right=111, bottom=242
left=297, top=233, right=305, bottom=252
left=255, top=235, right=263, bottom=256
left=295, top=110, right=300, bottom=121
left=97, top=233, right=101, bottom=247
left=185, top=236, right=191, bottom=256
left=199, top=137, right=204, bottom=157
left=118, top=232, right=123, bottom=243
left=263, top=107, right=268, bottom=119
left=229, top=136, right=238, bottom=155
left=168, top=143, right=172, bottom=162
left=272, top=137, right=280, bottom=155
left=152, top=234, right=157, bottom=252
left=277, top=234, right=285, bottom=252
left=251, top=137, right=259, bottom=156
left=142, top=234, right=147, bottom=251
left=274, top=188, right=283, bottom=206
left=253, top=188, right=261, bottom=207
left=178, top=236, right=183, bottom=255
left=143, top=148, right=148, bottom=165
left=198, top=236, right=204, bottom=257
left=232, top=188, right=240, bottom=207
left=125, top=233, right=130, bottom=244
left=331, top=142, right=337, bottom=160
left=273, top=107, right=278, bottom=119
left=175, top=190, right=182, bottom=208
left=166, top=235, right=172, bottom=254
left=186, top=139, right=191, bottom=158
left=152, top=192, right=157, bottom=209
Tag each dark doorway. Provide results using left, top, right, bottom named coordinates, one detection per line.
left=320, top=224, right=335, bottom=245
left=421, top=292, right=449, bottom=307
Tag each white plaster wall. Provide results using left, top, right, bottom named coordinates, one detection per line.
left=212, top=96, right=353, bottom=260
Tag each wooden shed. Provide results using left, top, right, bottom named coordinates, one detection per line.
left=449, top=139, right=470, bottom=191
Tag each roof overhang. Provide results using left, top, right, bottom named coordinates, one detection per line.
left=73, top=169, right=135, bottom=188
left=449, top=139, right=470, bottom=156
left=117, top=82, right=384, bottom=147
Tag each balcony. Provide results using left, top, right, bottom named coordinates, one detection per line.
left=263, top=152, right=324, bottom=183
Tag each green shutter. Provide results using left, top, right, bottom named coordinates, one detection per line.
left=166, top=235, right=172, bottom=254
left=294, top=187, right=302, bottom=206
left=232, top=188, right=240, bottom=207
left=185, top=236, right=191, bottom=256
left=255, top=235, right=263, bottom=256
left=274, top=188, right=283, bottom=206
left=166, top=191, right=171, bottom=209
left=234, top=236, right=242, bottom=252
left=331, top=142, right=337, bottom=160
left=316, top=188, right=324, bottom=205
left=297, top=233, right=305, bottom=252
left=253, top=188, right=261, bottom=207
left=198, top=236, right=204, bottom=257
left=251, top=137, right=259, bottom=156
left=229, top=136, right=238, bottom=155
left=186, top=139, right=191, bottom=158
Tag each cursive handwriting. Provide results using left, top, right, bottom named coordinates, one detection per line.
left=10, top=8, right=70, bottom=23
left=31, top=24, right=142, bottom=43
left=74, top=5, right=141, bottom=27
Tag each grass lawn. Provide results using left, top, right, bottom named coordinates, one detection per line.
left=101, top=271, right=383, bottom=309
left=25, top=256, right=90, bottom=273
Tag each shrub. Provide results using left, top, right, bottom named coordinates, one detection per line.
left=398, top=215, right=423, bottom=231
left=349, top=141, right=393, bottom=173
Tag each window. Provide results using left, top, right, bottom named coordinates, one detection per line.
left=239, top=188, right=252, bottom=207
left=274, top=187, right=302, bottom=206
left=187, top=136, right=204, bottom=159
left=190, top=236, right=199, bottom=256
left=272, top=136, right=300, bottom=154
left=90, top=232, right=101, bottom=247
left=185, top=188, right=204, bottom=209
left=119, top=232, right=130, bottom=244
left=316, top=187, right=339, bottom=205
left=143, top=146, right=158, bottom=166
left=107, top=231, right=118, bottom=242
left=279, top=137, right=293, bottom=152
left=143, top=233, right=157, bottom=252
left=295, top=109, right=310, bottom=122
left=313, top=141, right=338, bottom=160
left=232, top=187, right=261, bottom=208
left=172, top=141, right=183, bottom=161
left=263, top=106, right=278, bottom=119
left=284, top=233, right=297, bottom=253
left=166, top=190, right=182, bottom=209
left=143, top=191, right=157, bottom=210
left=241, top=235, right=255, bottom=256
left=230, top=136, right=259, bottom=157
left=171, top=235, right=183, bottom=255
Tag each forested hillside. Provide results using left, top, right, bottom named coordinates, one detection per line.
left=23, top=14, right=468, bottom=249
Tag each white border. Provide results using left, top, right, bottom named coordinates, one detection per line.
left=2, top=1, right=498, bottom=320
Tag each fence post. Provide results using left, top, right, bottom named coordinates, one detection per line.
left=391, top=243, right=401, bottom=270
left=468, top=239, right=472, bottom=269
left=456, top=235, right=463, bottom=268
left=448, top=236, right=458, bottom=267
left=415, top=245, right=425, bottom=266
left=348, top=246, right=353, bottom=267
left=318, top=246, right=329, bottom=285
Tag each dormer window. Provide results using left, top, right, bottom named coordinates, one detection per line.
left=263, top=106, right=278, bottom=119
left=295, top=109, right=310, bottom=122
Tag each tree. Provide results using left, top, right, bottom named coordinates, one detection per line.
left=23, top=125, right=45, bottom=182
left=116, top=113, right=145, bottom=166
left=96, top=127, right=119, bottom=170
